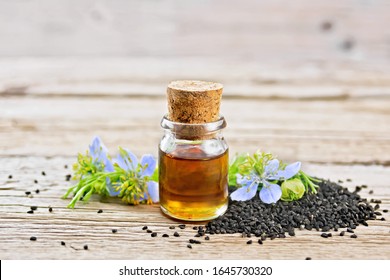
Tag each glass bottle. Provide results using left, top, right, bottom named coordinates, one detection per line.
left=158, top=115, right=229, bottom=221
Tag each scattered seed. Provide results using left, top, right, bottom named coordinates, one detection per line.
left=35, top=189, right=40, bottom=194
left=162, top=234, right=169, bottom=238
left=246, top=240, right=252, bottom=244
left=338, top=180, right=343, bottom=183
left=374, top=204, right=380, bottom=210
left=305, top=257, right=312, bottom=260
left=194, top=233, right=200, bottom=237
left=112, top=229, right=117, bottom=233
left=187, top=244, right=192, bottom=249
left=49, top=207, right=53, bottom=212
left=189, top=239, right=201, bottom=244
left=347, top=228, right=354, bottom=233
left=30, top=206, right=38, bottom=211
left=30, top=236, right=37, bottom=241
left=97, top=209, right=103, bottom=213
left=151, top=232, right=157, bottom=237
left=327, top=233, right=332, bottom=237
left=173, top=232, right=180, bottom=237
left=65, top=174, right=72, bottom=181
left=346, top=179, right=352, bottom=182
left=258, top=239, right=263, bottom=245
left=205, top=236, right=210, bottom=241
left=193, top=226, right=198, bottom=230
left=147, top=230, right=153, bottom=233
left=34, top=180, right=38, bottom=184
left=362, top=221, right=368, bottom=226
left=25, top=191, right=31, bottom=195
left=41, top=171, right=46, bottom=176
left=83, top=245, right=88, bottom=250
left=381, top=217, right=386, bottom=221
left=64, top=165, right=68, bottom=169
left=320, top=21, right=332, bottom=31
left=340, top=231, right=345, bottom=236
left=142, top=226, right=148, bottom=230
left=61, top=241, right=66, bottom=246
left=169, top=226, right=175, bottom=229
left=350, top=234, right=357, bottom=239
left=369, top=190, right=374, bottom=195
left=321, top=233, right=328, bottom=238
left=27, top=210, right=34, bottom=214
left=341, top=38, right=355, bottom=51
left=179, top=224, right=186, bottom=229
left=8, top=175, right=13, bottom=179
left=383, top=209, right=388, bottom=213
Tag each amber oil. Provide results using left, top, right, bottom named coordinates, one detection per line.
left=159, top=146, right=229, bottom=221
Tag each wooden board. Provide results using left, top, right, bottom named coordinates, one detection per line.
left=1, top=90, right=389, bottom=259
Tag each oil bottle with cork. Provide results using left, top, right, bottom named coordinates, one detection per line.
left=159, top=80, right=229, bottom=221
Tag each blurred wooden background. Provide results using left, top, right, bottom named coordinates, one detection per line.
left=0, top=0, right=389, bottom=259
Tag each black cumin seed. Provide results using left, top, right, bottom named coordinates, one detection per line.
left=34, top=180, right=38, bottom=184
left=206, top=180, right=376, bottom=241
left=374, top=211, right=382, bottom=216
left=146, top=230, right=153, bottom=233
left=65, top=174, right=72, bottom=181
left=193, top=226, right=198, bottom=230
left=340, top=231, right=345, bottom=236
left=162, top=234, right=169, bottom=237
left=338, top=180, right=343, bottom=183
left=30, top=236, right=37, bottom=241
left=350, top=234, right=357, bottom=238
left=374, top=204, right=380, bottom=210
left=369, top=190, right=374, bottom=194
left=25, top=191, right=31, bottom=195
left=346, top=179, right=352, bottom=182
left=173, top=232, right=180, bottom=237
left=112, top=229, right=117, bottom=233
left=187, top=244, right=192, bottom=249
left=151, top=232, right=157, bottom=237
left=35, top=189, right=40, bottom=194
left=61, top=241, right=66, bottom=246
left=347, top=228, right=354, bottom=233
left=30, top=206, right=37, bottom=210
left=305, top=257, right=312, bottom=260
left=97, top=209, right=103, bottom=213
left=194, top=233, right=200, bottom=237
left=321, top=233, right=328, bottom=238
left=320, top=21, right=332, bottom=31
left=49, top=207, right=53, bottom=212
left=41, top=171, right=46, bottom=176
left=83, top=245, right=88, bottom=250
left=179, top=224, right=186, bottom=229
left=27, top=210, right=34, bottom=214
left=142, top=226, right=148, bottom=230
left=169, top=226, right=175, bottom=229
left=64, top=165, right=68, bottom=169
left=258, top=239, right=263, bottom=245
left=381, top=217, right=385, bottom=221
left=205, top=236, right=210, bottom=240
left=383, top=209, right=388, bottom=213
left=246, top=240, right=252, bottom=244
left=327, top=233, right=332, bottom=237
left=8, top=175, right=13, bottom=179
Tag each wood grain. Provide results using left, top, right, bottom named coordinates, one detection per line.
left=0, top=156, right=389, bottom=260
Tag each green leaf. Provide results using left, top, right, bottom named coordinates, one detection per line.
left=228, top=153, right=248, bottom=186
left=281, top=178, right=305, bottom=201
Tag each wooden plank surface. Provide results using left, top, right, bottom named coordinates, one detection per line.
left=1, top=0, right=390, bottom=260
left=1, top=87, right=389, bottom=259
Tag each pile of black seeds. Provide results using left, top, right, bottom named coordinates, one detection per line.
left=206, top=180, right=381, bottom=239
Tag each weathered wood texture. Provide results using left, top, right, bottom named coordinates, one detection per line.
left=0, top=157, right=389, bottom=260
left=1, top=0, right=390, bottom=260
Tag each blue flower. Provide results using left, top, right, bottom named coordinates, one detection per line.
left=230, top=159, right=301, bottom=204
left=89, top=136, right=114, bottom=172
left=115, top=148, right=159, bottom=203
left=88, top=136, right=117, bottom=195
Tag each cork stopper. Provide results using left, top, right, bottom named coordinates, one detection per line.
left=167, top=80, right=223, bottom=124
